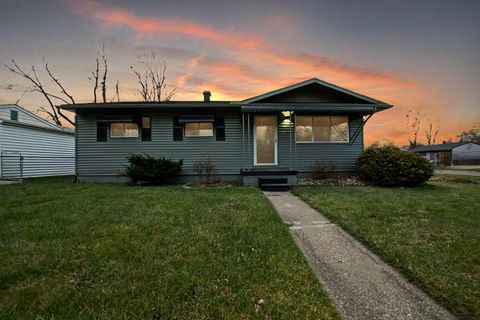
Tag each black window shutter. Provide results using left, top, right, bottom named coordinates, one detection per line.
left=97, top=122, right=108, bottom=142
left=173, top=116, right=183, bottom=141
left=141, top=127, right=151, bottom=141
left=141, top=116, right=152, bottom=141
left=216, top=116, right=225, bottom=141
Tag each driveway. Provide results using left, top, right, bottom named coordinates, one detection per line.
left=264, top=191, right=456, bottom=320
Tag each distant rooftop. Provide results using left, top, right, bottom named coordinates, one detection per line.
left=410, top=142, right=477, bottom=152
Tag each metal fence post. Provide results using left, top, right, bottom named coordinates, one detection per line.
left=19, top=154, right=24, bottom=183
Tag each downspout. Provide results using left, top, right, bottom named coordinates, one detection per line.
left=242, top=113, right=245, bottom=168
left=73, top=113, right=79, bottom=183
left=289, top=111, right=292, bottom=169
left=0, top=120, right=2, bottom=178
left=247, top=114, right=251, bottom=168
left=293, top=113, right=297, bottom=170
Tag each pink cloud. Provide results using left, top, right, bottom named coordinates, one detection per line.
left=72, top=1, right=264, bottom=49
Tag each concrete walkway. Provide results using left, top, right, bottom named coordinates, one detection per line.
left=435, top=169, right=480, bottom=176
left=264, top=191, right=455, bottom=320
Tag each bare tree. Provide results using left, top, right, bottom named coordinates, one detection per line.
left=130, top=52, right=177, bottom=102
left=101, top=48, right=108, bottom=103
left=89, top=55, right=99, bottom=103
left=425, top=118, right=440, bottom=145
left=88, top=46, right=109, bottom=103
left=4, top=59, right=74, bottom=126
left=110, top=80, right=120, bottom=103
left=406, top=110, right=421, bottom=149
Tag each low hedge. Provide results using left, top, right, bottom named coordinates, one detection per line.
left=358, top=146, right=434, bottom=187
left=125, top=154, right=183, bottom=185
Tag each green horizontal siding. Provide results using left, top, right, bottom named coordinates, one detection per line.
left=76, top=110, right=363, bottom=178
left=77, top=109, right=248, bottom=177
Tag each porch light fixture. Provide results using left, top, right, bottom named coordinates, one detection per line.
left=281, top=111, right=292, bottom=124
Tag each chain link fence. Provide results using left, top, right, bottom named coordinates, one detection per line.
left=0, top=152, right=75, bottom=182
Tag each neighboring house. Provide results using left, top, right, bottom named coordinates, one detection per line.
left=411, top=142, right=480, bottom=166
left=60, top=78, right=392, bottom=188
left=0, top=104, right=75, bottom=179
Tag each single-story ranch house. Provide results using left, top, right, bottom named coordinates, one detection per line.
left=60, top=78, right=392, bottom=188
left=411, top=141, right=480, bottom=166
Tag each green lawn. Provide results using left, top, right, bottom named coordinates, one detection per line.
left=0, top=177, right=338, bottom=319
left=294, top=181, right=480, bottom=320
left=443, top=166, right=480, bottom=172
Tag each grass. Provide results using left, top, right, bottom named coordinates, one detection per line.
left=293, top=181, right=480, bottom=320
left=432, top=174, right=480, bottom=182
left=0, top=177, right=339, bottom=319
left=443, top=166, right=480, bottom=172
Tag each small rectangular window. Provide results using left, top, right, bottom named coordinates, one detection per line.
left=142, top=116, right=151, bottom=129
left=141, top=116, right=152, bottom=141
left=110, top=122, right=139, bottom=138
left=185, top=122, right=213, bottom=137
left=10, top=110, right=18, bottom=121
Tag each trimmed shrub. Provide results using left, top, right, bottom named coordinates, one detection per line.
left=358, top=146, right=434, bottom=187
left=125, top=154, right=183, bottom=185
left=193, top=154, right=218, bottom=185
left=311, top=161, right=335, bottom=180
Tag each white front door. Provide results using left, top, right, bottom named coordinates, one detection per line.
left=254, top=115, right=277, bottom=165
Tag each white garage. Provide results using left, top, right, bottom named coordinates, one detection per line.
left=0, top=104, right=75, bottom=179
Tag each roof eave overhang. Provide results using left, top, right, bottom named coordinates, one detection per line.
left=58, top=103, right=242, bottom=111
left=1, top=120, right=74, bottom=135
left=241, top=103, right=392, bottom=114
left=239, top=78, right=391, bottom=105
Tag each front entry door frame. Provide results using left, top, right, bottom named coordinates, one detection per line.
left=253, top=115, right=278, bottom=166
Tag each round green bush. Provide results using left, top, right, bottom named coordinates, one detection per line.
left=125, top=154, right=183, bottom=185
left=357, top=146, right=434, bottom=187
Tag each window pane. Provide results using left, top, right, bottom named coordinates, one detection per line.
left=198, top=123, right=213, bottom=136
left=313, top=117, right=330, bottom=141
left=185, top=122, right=213, bottom=136
left=110, top=122, right=139, bottom=137
left=296, top=116, right=313, bottom=142
left=256, top=116, right=276, bottom=164
left=10, top=110, right=18, bottom=121
left=110, top=123, right=125, bottom=137
left=330, top=116, right=349, bottom=142
left=142, top=117, right=151, bottom=129
left=124, top=123, right=139, bottom=137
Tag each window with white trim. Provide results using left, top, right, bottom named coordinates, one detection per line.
left=185, top=122, right=213, bottom=137
left=110, top=122, right=139, bottom=138
left=295, top=116, right=349, bottom=142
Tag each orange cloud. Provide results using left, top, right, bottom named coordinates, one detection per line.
left=72, top=0, right=264, bottom=49
left=176, top=54, right=204, bottom=86
left=70, top=0, right=413, bottom=91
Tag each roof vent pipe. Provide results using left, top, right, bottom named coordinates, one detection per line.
left=203, top=91, right=211, bottom=102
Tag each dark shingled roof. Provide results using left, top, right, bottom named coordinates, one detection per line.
left=410, top=142, right=475, bottom=152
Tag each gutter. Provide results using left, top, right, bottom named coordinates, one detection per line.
left=1, top=120, right=74, bottom=135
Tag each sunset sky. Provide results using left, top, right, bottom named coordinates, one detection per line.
left=1, top=0, right=479, bottom=145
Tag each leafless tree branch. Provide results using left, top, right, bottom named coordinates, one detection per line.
left=130, top=52, right=176, bottom=102
left=89, top=56, right=100, bottom=103
left=111, top=80, right=120, bottom=102
left=4, top=59, right=74, bottom=126
left=44, top=59, right=75, bottom=104
left=101, top=46, right=107, bottom=103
